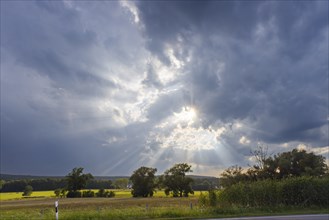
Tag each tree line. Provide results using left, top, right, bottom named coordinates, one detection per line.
left=0, top=163, right=218, bottom=197
left=0, top=177, right=113, bottom=192
left=199, top=146, right=329, bottom=208
left=63, top=163, right=196, bottom=198
left=219, top=146, right=328, bottom=188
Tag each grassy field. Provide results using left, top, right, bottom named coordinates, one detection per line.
left=1, top=190, right=328, bottom=219
left=0, top=195, right=203, bottom=220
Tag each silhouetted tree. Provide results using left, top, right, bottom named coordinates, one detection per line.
left=22, top=185, right=33, bottom=196
left=161, top=163, right=194, bottom=197
left=270, top=149, right=328, bottom=178
left=219, top=148, right=328, bottom=187
left=65, top=167, right=93, bottom=197
left=220, top=165, right=248, bottom=188
left=130, top=166, right=157, bottom=197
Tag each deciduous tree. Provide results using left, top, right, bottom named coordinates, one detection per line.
left=161, top=163, right=194, bottom=197
left=130, top=166, right=157, bottom=197
left=22, top=185, right=33, bottom=196
left=65, top=167, right=93, bottom=197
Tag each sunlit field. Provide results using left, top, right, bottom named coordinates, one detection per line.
left=1, top=196, right=328, bottom=220
left=0, top=191, right=55, bottom=200
left=0, top=191, right=203, bottom=220
left=1, top=190, right=328, bottom=219
left=0, top=189, right=202, bottom=201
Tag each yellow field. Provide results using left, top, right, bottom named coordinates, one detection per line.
left=0, top=190, right=202, bottom=201
left=0, top=191, right=56, bottom=200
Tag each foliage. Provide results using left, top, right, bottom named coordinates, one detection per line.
left=268, top=149, right=328, bottom=178
left=85, top=179, right=114, bottom=189
left=0, top=179, right=5, bottom=190
left=220, top=165, right=248, bottom=188
left=96, top=188, right=115, bottom=198
left=220, top=148, right=328, bottom=186
left=66, top=190, right=82, bottom=198
left=161, top=163, right=194, bottom=197
left=54, top=188, right=61, bottom=197
left=1, top=178, right=66, bottom=192
left=22, top=185, right=33, bottom=196
left=54, top=188, right=67, bottom=198
left=1, top=180, right=28, bottom=192
left=198, top=190, right=218, bottom=207
left=191, top=177, right=219, bottom=190
left=66, top=167, right=93, bottom=192
left=130, top=166, right=157, bottom=197
left=82, top=190, right=95, bottom=197
left=113, top=178, right=129, bottom=189
left=60, top=188, right=67, bottom=198
left=217, top=176, right=329, bottom=208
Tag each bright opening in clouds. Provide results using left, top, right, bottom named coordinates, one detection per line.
left=1, top=1, right=328, bottom=176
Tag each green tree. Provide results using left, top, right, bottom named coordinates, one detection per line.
left=65, top=167, right=93, bottom=197
left=220, top=165, right=248, bottom=188
left=271, top=149, right=328, bottom=178
left=22, top=185, right=33, bottom=196
left=60, top=189, right=67, bottom=198
left=161, top=163, right=194, bottom=197
left=0, top=179, right=5, bottom=190
left=220, top=148, right=329, bottom=186
left=114, top=178, right=129, bottom=189
left=54, top=188, right=61, bottom=197
left=130, top=166, right=157, bottom=197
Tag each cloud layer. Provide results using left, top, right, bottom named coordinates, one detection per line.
left=1, top=1, right=328, bottom=176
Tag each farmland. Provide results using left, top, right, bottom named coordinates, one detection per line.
left=0, top=190, right=204, bottom=220
left=1, top=190, right=328, bottom=220
left=0, top=190, right=202, bottom=201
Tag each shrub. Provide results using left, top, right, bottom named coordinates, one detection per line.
left=108, top=190, right=115, bottom=198
left=82, top=190, right=95, bottom=198
left=218, top=176, right=329, bottom=208
left=54, top=188, right=61, bottom=197
left=208, top=190, right=218, bottom=207
left=198, top=190, right=219, bottom=207
left=96, top=188, right=115, bottom=198
left=60, top=189, right=67, bottom=198
left=66, top=190, right=82, bottom=198
left=22, top=185, right=33, bottom=196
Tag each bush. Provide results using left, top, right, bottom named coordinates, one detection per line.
left=82, top=190, right=95, bottom=198
left=66, top=190, right=82, bottom=198
left=96, top=188, right=115, bottom=198
left=218, top=176, right=329, bottom=208
left=22, top=185, right=33, bottom=196
left=198, top=192, right=208, bottom=207
left=54, top=188, right=61, bottom=197
left=198, top=190, right=218, bottom=207
left=60, top=189, right=67, bottom=198
left=108, top=190, right=115, bottom=198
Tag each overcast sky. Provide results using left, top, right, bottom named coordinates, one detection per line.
left=1, top=1, right=328, bottom=176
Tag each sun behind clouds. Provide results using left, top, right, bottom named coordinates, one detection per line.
left=173, top=106, right=197, bottom=125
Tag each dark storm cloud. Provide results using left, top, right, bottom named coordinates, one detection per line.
left=1, top=0, right=145, bottom=175
left=136, top=1, right=328, bottom=147
left=1, top=1, right=117, bottom=97
left=1, top=0, right=328, bottom=176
